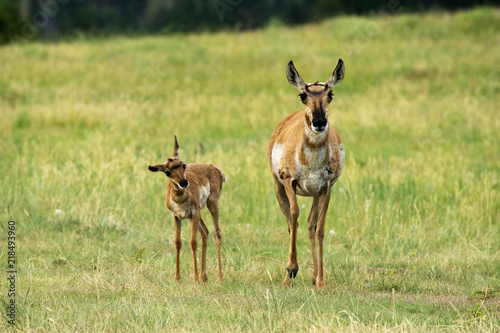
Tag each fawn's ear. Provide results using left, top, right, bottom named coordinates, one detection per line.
left=148, top=164, right=163, bottom=172
left=325, top=59, right=345, bottom=89
left=172, top=135, right=180, bottom=160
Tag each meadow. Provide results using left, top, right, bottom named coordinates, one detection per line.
left=0, top=7, right=499, bottom=332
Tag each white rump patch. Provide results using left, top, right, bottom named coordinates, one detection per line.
left=214, top=166, right=227, bottom=182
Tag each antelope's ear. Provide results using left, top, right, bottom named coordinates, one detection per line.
left=286, top=61, right=306, bottom=91
left=325, top=59, right=345, bottom=89
left=172, top=135, right=180, bottom=160
left=148, top=164, right=163, bottom=172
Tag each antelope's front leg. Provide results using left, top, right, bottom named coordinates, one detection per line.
left=307, top=196, right=320, bottom=286
left=282, top=178, right=299, bottom=286
left=173, top=216, right=182, bottom=283
left=190, top=213, right=200, bottom=282
left=198, top=217, right=209, bottom=282
left=315, top=188, right=331, bottom=290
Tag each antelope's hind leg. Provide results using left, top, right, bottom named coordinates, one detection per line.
left=189, top=213, right=201, bottom=282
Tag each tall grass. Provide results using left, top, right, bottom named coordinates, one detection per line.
left=0, top=7, right=499, bottom=332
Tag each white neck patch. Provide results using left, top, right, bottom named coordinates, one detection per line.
left=304, top=119, right=328, bottom=144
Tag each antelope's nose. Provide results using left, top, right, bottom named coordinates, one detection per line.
left=312, top=118, right=327, bottom=131
left=179, top=179, right=189, bottom=188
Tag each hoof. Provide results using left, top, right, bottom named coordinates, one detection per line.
left=283, top=275, right=292, bottom=287
left=316, top=280, right=326, bottom=291
left=286, top=267, right=298, bottom=279
left=200, top=274, right=208, bottom=283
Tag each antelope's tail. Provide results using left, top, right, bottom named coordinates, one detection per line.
left=214, top=165, right=227, bottom=183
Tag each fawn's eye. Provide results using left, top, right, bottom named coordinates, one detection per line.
left=165, top=170, right=171, bottom=177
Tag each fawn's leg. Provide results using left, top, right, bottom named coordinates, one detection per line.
left=208, top=198, right=223, bottom=282
left=189, top=213, right=200, bottom=282
left=198, top=217, right=209, bottom=282
left=173, top=215, right=182, bottom=282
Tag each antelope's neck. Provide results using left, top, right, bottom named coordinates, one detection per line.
left=298, top=120, right=330, bottom=169
left=169, top=184, right=189, bottom=202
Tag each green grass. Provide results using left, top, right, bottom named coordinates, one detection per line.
left=1, top=7, right=499, bottom=332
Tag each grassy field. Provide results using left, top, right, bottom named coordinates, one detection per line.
left=1, top=7, right=499, bottom=332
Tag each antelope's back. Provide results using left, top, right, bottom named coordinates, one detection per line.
left=186, top=163, right=226, bottom=191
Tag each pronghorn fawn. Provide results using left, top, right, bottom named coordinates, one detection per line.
left=148, top=136, right=226, bottom=283
left=266, top=59, right=345, bottom=290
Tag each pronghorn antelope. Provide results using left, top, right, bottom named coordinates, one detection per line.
left=148, top=136, right=226, bottom=283
left=266, top=59, right=345, bottom=290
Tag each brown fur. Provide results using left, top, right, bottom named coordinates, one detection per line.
left=266, top=59, right=345, bottom=290
left=149, top=136, right=226, bottom=283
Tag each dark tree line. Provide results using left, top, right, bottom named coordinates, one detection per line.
left=1, top=0, right=497, bottom=44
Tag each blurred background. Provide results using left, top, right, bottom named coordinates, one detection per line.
left=0, top=0, right=499, bottom=330
left=1, top=0, right=496, bottom=43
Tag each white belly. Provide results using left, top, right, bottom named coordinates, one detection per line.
left=271, top=141, right=342, bottom=196
left=294, top=144, right=335, bottom=196
left=295, top=168, right=334, bottom=196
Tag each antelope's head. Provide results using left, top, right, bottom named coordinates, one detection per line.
left=148, top=136, right=189, bottom=190
left=286, top=59, right=345, bottom=133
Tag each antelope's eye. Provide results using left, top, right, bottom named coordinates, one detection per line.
left=165, top=170, right=171, bottom=177
left=299, top=92, right=307, bottom=103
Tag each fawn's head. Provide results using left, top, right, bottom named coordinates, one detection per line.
left=148, top=136, right=189, bottom=190
left=286, top=59, right=345, bottom=133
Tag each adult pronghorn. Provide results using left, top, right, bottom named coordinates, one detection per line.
left=266, top=59, right=345, bottom=290
left=148, top=136, right=226, bottom=283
